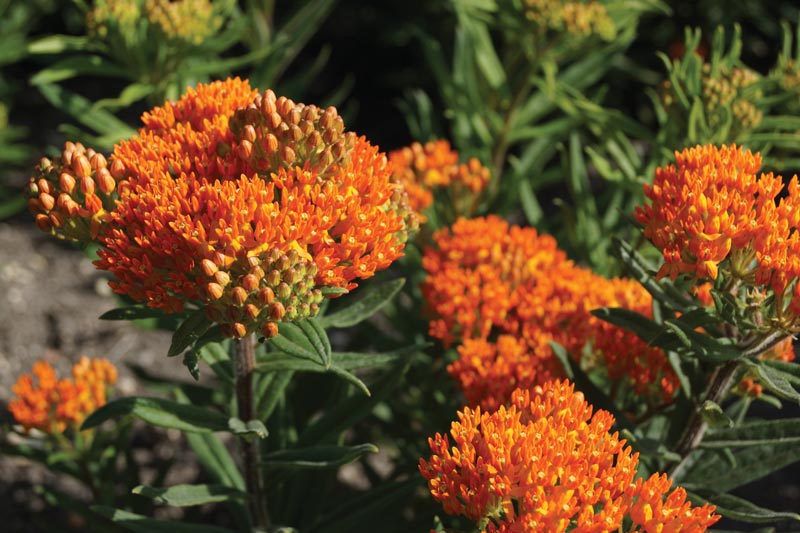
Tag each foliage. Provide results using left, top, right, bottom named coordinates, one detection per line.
left=4, top=1, right=800, bottom=533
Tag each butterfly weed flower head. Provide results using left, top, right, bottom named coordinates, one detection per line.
left=388, top=140, right=490, bottom=225
left=419, top=380, right=720, bottom=532
left=422, top=216, right=678, bottom=410
left=35, top=78, right=417, bottom=339
left=635, top=144, right=800, bottom=330
left=9, top=357, right=118, bottom=435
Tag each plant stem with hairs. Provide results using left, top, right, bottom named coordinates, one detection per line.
left=235, top=334, right=270, bottom=530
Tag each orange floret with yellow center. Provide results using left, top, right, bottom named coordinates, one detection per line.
left=9, top=357, right=117, bottom=434
left=420, top=380, right=720, bottom=533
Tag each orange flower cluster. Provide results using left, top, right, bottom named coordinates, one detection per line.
left=30, top=78, right=415, bottom=338
left=420, top=380, right=719, bottom=532
left=26, top=142, right=117, bottom=242
left=635, top=145, right=800, bottom=298
left=422, top=216, right=678, bottom=409
left=389, top=140, right=489, bottom=223
left=9, top=357, right=118, bottom=434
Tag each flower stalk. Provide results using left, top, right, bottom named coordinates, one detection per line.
left=234, top=334, right=270, bottom=530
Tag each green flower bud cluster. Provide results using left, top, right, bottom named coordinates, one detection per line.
left=701, top=64, right=763, bottom=134
left=203, top=248, right=324, bottom=339
left=229, top=89, right=357, bottom=181
left=522, top=0, right=616, bottom=42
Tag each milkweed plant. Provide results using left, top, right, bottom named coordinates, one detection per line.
left=4, top=1, right=800, bottom=532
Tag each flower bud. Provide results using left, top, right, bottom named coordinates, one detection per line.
left=258, top=287, right=275, bottom=304
left=277, top=282, right=291, bottom=299
left=242, top=274, right=259, bottom=291
left=214, top=270, right=231, bottom=286
left=232, top=322, right=247, bottom=338
left=39, top=193, right=55, bottom=212
left=269, top=301, right=286, bottom=320
left=80, top=176, right=96, bottom=195
left=206, top=282, right=224, bottom=300
left=96, top=168, right=116, bottom=194
left=231, top=286, right=248, bottom=305
left=261, top=321, right=279, bottom=338
left=72, top=154, right=92, bottom=179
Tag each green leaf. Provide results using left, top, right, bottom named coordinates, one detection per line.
left=168, top=308, right=212, bottom=358
left=297, top=318, right=331, bottom=367
left=255, top=371, right=293, bottom=421
left=327, top=366, right=370, bottom=396
left=320, top=278, right=405, bottom=328
left=27, top=35, right=92, bottom=54
left=81, top=397, right=228, bottom=433
left=742, top=360, right=800, bottom=403
left=184, top=433, right=245, bottom=491
left=92, top=506, right=236, bottom=533
left=299, top=361, right=411, bottom=445
left=330, top=345, right=425, bottom=370
left=30, top=55, right=128, bottom=85
left=197, top=342, right=233, bottom=382
left=682, top=442, right=800, bottom=493
left=227, top=418, right=268, bottom=439
left=35, top=83, right=135, bottom=139
left=271, top=322, right=321, bottom=363
left=702, top=418, right=800, bottom=448
left=132, top=484, right=245, bottom=507
left=263, top=443, right=377, bottom=469
left=687, top=492, right=800, bottom=524
left=257, top=354, right=326, bottom=373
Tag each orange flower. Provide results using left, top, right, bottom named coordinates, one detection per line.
left=389, top=140, right=490, bottom=222
left=8, top=357, right=117, bottom=434
left=420, top=380, right=719, bottom=533
left=87, top=79, right=414, bottom=337
left=423, top=216, right=678, bottom=408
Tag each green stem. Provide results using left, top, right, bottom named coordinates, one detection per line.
left=235, top=334, right=270, bottom=530
left=670, top=360, right=741, bottom=476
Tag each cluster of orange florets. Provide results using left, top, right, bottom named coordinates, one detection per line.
left=635, top=145, right=800, bottom=319
left=389, top=140, right=489, bottom=223
left=421, top=215, right=678, bottom=409
left=420, top=380, right=720, bottom=532
left=9, top=357, right=117, bottom=434
left=29, top=78, right=416, bottom=338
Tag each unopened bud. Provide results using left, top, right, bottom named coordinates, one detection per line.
left=37, top=178, right=52, bottom=195
left=39, top=193, right=55, bottom=211
left=243, top=124, right=257, bottom=143
left=261, top=321, right=279, bottom=338
left=258, top=287, right=275, bottom=304
left=110, top=158, right=126, bottom=179
left=201, top=259, right=218, bottom=276
left=214, top=270, right=231, bottom=286
left=80, top=176, right=96, bottom=195
left=269, top=301, right=286, bottom=320
left=206, top=282, right=224, bottom=300
left=277, top=282, right=292, bottom=299
left=35, top=214, right=51, bottom=231
left=267, top=269, right=281, bottom=286
left=244, top=303, right=259, bottom=320
left=232, top=322, right=247, bottom=338
left=281, top=146, right=296, bottom=165
left=72, top=154, right=92, bottom=179
left=59, top=172, right=76, bottom=194
left=96, top=168, right=116, bottom=194
left=264, top=134, right=279, bottom=155
left=268, top=112, right=282, bottom=130
left=231, top=286, right=248, bottom=305
left=242, top=274, right=259, bottom=291
left=238, top=140, right=254, bottom=160
left=90, top=153, right=107, bottom=170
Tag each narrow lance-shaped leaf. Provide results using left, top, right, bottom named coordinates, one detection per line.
left=81, top=397, right=229, bottom=433
left=320, top=278, right=405, bottom=328
left=132, top=484, right=246, bottom=507
left=262, top=444, right=378, bottom=470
